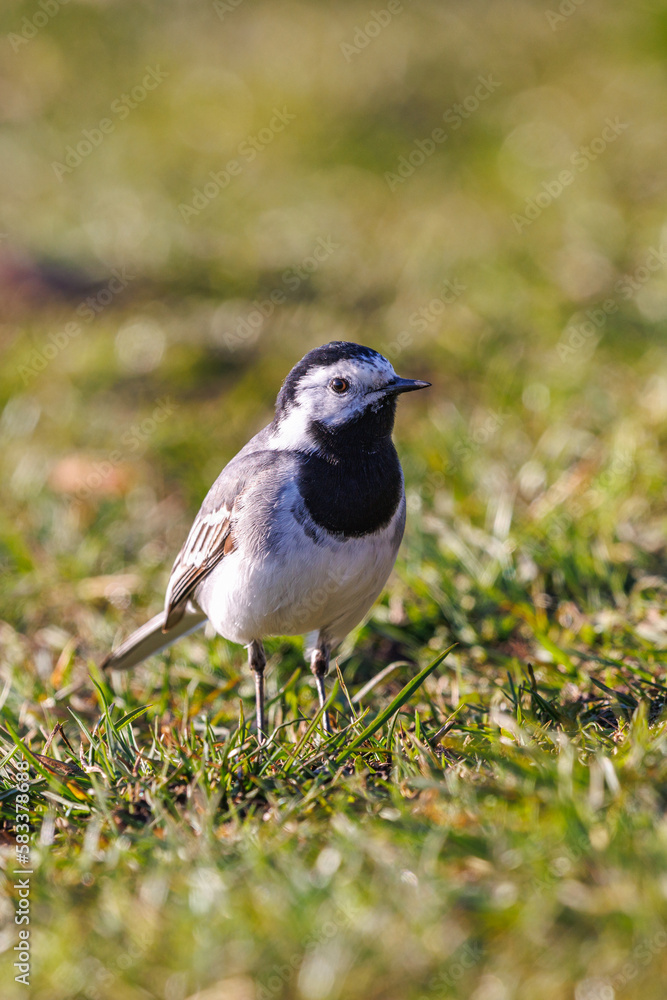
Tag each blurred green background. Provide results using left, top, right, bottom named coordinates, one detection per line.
left=1, top=0, right=665, bottom=641
left=1, top=1, right=667, bottom=998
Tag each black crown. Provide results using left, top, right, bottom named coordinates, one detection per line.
left=275, top=341, right=384, bottom=413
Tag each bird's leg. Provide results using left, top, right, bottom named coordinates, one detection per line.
left=310, top=640, right=332, bottom=734
left=248, top=640, right=267, bottom=743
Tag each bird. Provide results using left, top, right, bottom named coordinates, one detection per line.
left=102, top=341, right=430, bottom=740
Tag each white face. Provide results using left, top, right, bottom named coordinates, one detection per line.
left=271, top=355, right=397, bottom=451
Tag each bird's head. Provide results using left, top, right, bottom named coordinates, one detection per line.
left=272, top=342, right=430, bottom=454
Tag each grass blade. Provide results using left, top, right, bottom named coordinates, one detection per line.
left=335, top=646, right=455, bottom=765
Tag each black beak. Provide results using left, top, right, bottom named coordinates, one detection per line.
left=379, top=376, right=431, bottom=396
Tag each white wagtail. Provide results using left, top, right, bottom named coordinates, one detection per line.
left=102, top=341, right=430, bottom=739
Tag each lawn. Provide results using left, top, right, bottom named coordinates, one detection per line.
left=1, top=1, right=667, bottom=998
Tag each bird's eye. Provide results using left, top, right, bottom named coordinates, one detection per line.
left=330, top=377, right=349, bottom=394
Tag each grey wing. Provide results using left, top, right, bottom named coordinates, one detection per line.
left=162, top=443, right=285, bottom=630
left=163, top=502, right=236, bottom=628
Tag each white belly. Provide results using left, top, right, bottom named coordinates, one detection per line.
left=194, top=500, right=405, bottom=648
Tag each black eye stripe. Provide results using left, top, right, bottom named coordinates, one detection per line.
left=330, top=377, right=349, bottom=393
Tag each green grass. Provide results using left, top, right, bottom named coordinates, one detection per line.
left=2, top=0, right=667, bottom=997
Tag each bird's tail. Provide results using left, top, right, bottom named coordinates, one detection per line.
left=101, top=605, right=207, bottom=672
